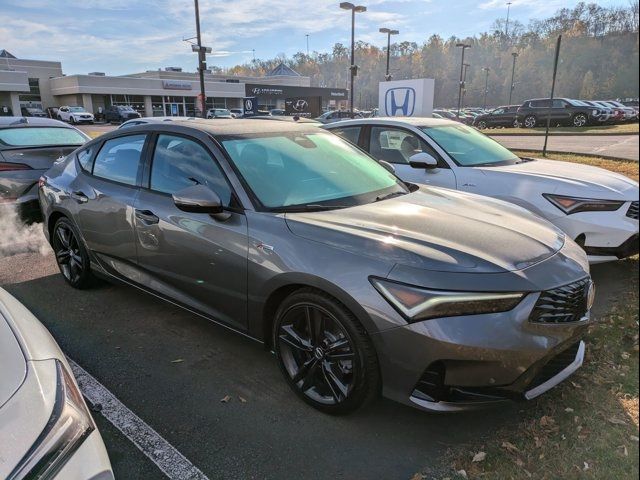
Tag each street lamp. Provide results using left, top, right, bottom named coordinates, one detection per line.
left=192, top=0, right=212, bottom=118
left=482, top=67, right=490, bottom=109
left=505, top=2, right=513, bottom=37
left=455, top=43, right=471, bottom=118
left=509, top=52, right=518, bottom=105
left=340, top=2, right=367, bottom=117
left=461, top=63, right=470, bottom=109
left=379, top=27, right=399, bottom=81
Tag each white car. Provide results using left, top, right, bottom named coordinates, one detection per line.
left=325, top=117, right=639, bottom=263
left=0, top=288, right=114, bottom=480
left=57, top=106, right=95, bottom=124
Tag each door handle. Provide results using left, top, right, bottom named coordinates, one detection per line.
left=135, top=209, right=159, bottom=225
left=70, top=191, right=88, bottom=203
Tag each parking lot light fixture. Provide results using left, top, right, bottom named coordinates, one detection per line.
left=455, top=43, right=471, bottom=119
left=340, top=2, right=367, bottom=117
left=482, top=67, right=490, bottom=109
left=509, top=52, right=519, bottom=105
left=379, top=27, right=400, bottom=81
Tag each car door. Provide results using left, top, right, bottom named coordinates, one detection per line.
left=487, top=108, right=505, bottom=126
left=73, top=133, right=148, bottom=274
left=366, top=125, right=457, bottom=188
left=133, top=131, right=248, bottom=330
left=552, top=99, right=571, bottom=124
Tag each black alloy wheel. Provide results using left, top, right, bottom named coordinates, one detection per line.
left=274, top=289, right=379, bottom=414
left=477, top=120, right=487, bottom=129
left=524, top=115, right=537, bottom=128
left=52, top=218, right=93, bottom=289
left=513, top=119, right=521, bottom=128
left=573, top=113, right=588, bottom=127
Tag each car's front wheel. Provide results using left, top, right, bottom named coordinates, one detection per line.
left=52, top=217, right=94, bottom=289
left=524, top=115, right=537, bottom=128
left=274, top=289, right=380, bottom=414
left=476, top=120, right=487, bottom=129
left=573, top=113, right=588, bottom=127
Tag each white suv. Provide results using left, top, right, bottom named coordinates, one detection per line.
left=57, top=106, right=94, bottom=124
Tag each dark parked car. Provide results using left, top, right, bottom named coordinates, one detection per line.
left=39, top=119, right=592, bottom=414
left=20, top=107, right=48, bottom=118
left=0, top=117, right=88, bottom=220
left=104, top=105, right=142, bottom=123
left=516, top=98, right=597, bottom=128
left=473, top=105, right=520, bottom=129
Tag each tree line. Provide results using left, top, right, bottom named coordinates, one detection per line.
left=221, top=2, right=639, bottom=109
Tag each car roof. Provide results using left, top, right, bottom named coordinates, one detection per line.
left=117, top=118, right=322, bottom=137
left=0, top=117, right=71, bottom=128
left=322, top=116, right=458, bottom=128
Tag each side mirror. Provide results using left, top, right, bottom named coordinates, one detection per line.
left=172, top=185, right=225, bottom=215
left=379, top=160, right=395, bottom=174
left=409, top=152, right=438, bottom=169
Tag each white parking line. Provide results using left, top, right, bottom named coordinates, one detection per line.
left=68, top=359, right=210, bottom=480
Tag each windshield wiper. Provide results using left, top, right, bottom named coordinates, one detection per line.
left=279, top=204, right=351, bottom=212
left=375, top=191, right=408, bottom=202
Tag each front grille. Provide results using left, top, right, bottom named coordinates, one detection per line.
left=627, top=201, right=639, bottom=220
left=530, top=278, right=590, bottom=324
left=528, top=342, right=581, bottom=389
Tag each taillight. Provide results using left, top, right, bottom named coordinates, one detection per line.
left=0, top=162, right=32, bottom=172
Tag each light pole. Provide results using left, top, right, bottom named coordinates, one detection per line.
left=192, top=0, right=210, bottom=118
left=461, top=63, right=470, bottom=109
left=340, top=2, right=367, bottom=117
left=455, top=43, right=471, bottom=119
left=505, top=2, right=513, bottom=37
left=379, top=27, right=399, bottom=81
left=508, top=52, right=518, bottom=105
left=482, top=66, right=490, bottom=109
left=306, top=34, right=310, bottom=56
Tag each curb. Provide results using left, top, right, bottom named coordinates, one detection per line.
left=514, top=148, right=637, bottom=162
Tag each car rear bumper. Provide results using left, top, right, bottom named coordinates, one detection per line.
left=0, top=168, right=44, bottom=221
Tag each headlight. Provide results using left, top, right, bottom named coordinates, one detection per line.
left=592, top=109, right=598, bottom=115
left=370, top=278, right=524, bottom=322
left=543, top=194, right=624, bottom=215
left=8, top=360, right=95, bottom=480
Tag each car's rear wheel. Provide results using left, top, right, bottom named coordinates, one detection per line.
left=477, top=120, right=487, bottom=129
left=274, top=289, right=379, bottom=414
left=52, top=217, right=93, bottom=289
left=524, top=115, right=537, bottom=128
left=573, top=113, right=588, bottom=127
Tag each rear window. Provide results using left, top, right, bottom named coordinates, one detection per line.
left=0, top=127, right=87, bottom=147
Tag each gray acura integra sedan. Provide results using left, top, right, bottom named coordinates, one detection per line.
left=39, top=119, right=594, bottom=414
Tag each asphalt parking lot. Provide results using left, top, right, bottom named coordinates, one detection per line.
left=0, top=236, right=628, bottom=479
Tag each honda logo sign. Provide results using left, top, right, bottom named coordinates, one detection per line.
left=378, top=79, right=434, bottom=117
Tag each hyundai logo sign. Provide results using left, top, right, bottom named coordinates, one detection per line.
left=384, top=87, right=416, bottom=116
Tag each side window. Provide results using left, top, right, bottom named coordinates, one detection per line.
left=369, top=127, right=444, bottom=166
left=77, top=146, right=94, bottom=172
left=492, top=108, right=505, bottom=114
left=93, top=134, right=146, bottom=185
left=553, top=99, right=566, bottom=108
left=150, top=134, right=232, bottom=206
left=331, top=126, right=361, bottom=145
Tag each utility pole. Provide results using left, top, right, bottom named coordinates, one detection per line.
left=543, top=35, right=562, bottom=157
left=482, top=67, right=490, bottom=109
left=306, top=34, right=309, bottom=56
left=379, top=27, right=399, bottom=81
left=505, top=2, right=513, bottom=37
left=193, top=0, right=209, bottom=118
left=508, top=52, right=518, bottom=105
left=340, top=3, right=367, bottom=117
left=455, top=43, right=471, bottom=119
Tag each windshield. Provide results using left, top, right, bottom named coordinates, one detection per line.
left=69, top=107, right=86, bottom=112
left=567, top=99, right=588, bottom=107
left=0, top=127, right=88, bottom=147
left=215, top=109, right=231, bottom=115
left=420, top=124, right=519, bottom=166
left=221, top=131, right=406, bottom=210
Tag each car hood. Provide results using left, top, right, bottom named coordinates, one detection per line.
left=285, top=186, right=565, bottom=274
left=480, top=158, right=639, bottom=200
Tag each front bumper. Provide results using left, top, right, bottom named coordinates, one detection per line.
left=549, top=202, right=639, bottom=263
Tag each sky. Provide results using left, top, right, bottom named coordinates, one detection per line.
left=0, top=0, right=625, bottom=76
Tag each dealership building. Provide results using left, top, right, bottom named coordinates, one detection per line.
left=0, top=49, right=348, bottom=117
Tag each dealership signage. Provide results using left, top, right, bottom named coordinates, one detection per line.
left=245, top=84, right=348, bottom=101
left=243, top=97, right=258, bottom=115
left=378, top=78, right=434, bottom=117
left=285, top=96, right=321, bottom=117
left=162, top=80, right=193, bottom=90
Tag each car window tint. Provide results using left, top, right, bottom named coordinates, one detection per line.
left=150, top=134, right=232, bottom=205
left=493, top=108, right=505, bottom=114
left=77, top=146, right=94, bottom=171
left=369, top=127, right=441, bottom=165
left=552, top=99, right=565, bottom=108
left=331, top=126, right=361, bottom=145
left=93, top=135, right=146, bottom=185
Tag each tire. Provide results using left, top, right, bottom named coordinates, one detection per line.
left=273, top=288, right=380, bottom=415
left=52, top=217, right=94, bottom=289
left=57, top=115, right=63, bottom=121
left=513, top=119, right=521, bottom=128
left=524, top=115, right=537, bottom=128
left=477, top=121, right=487, bottom=130
left=70, top=116, right=76, bottom=124
left=573, top=113, right=588, bottom=127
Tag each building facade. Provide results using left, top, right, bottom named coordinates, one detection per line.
left=0, top=50, right=348, bottom=117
